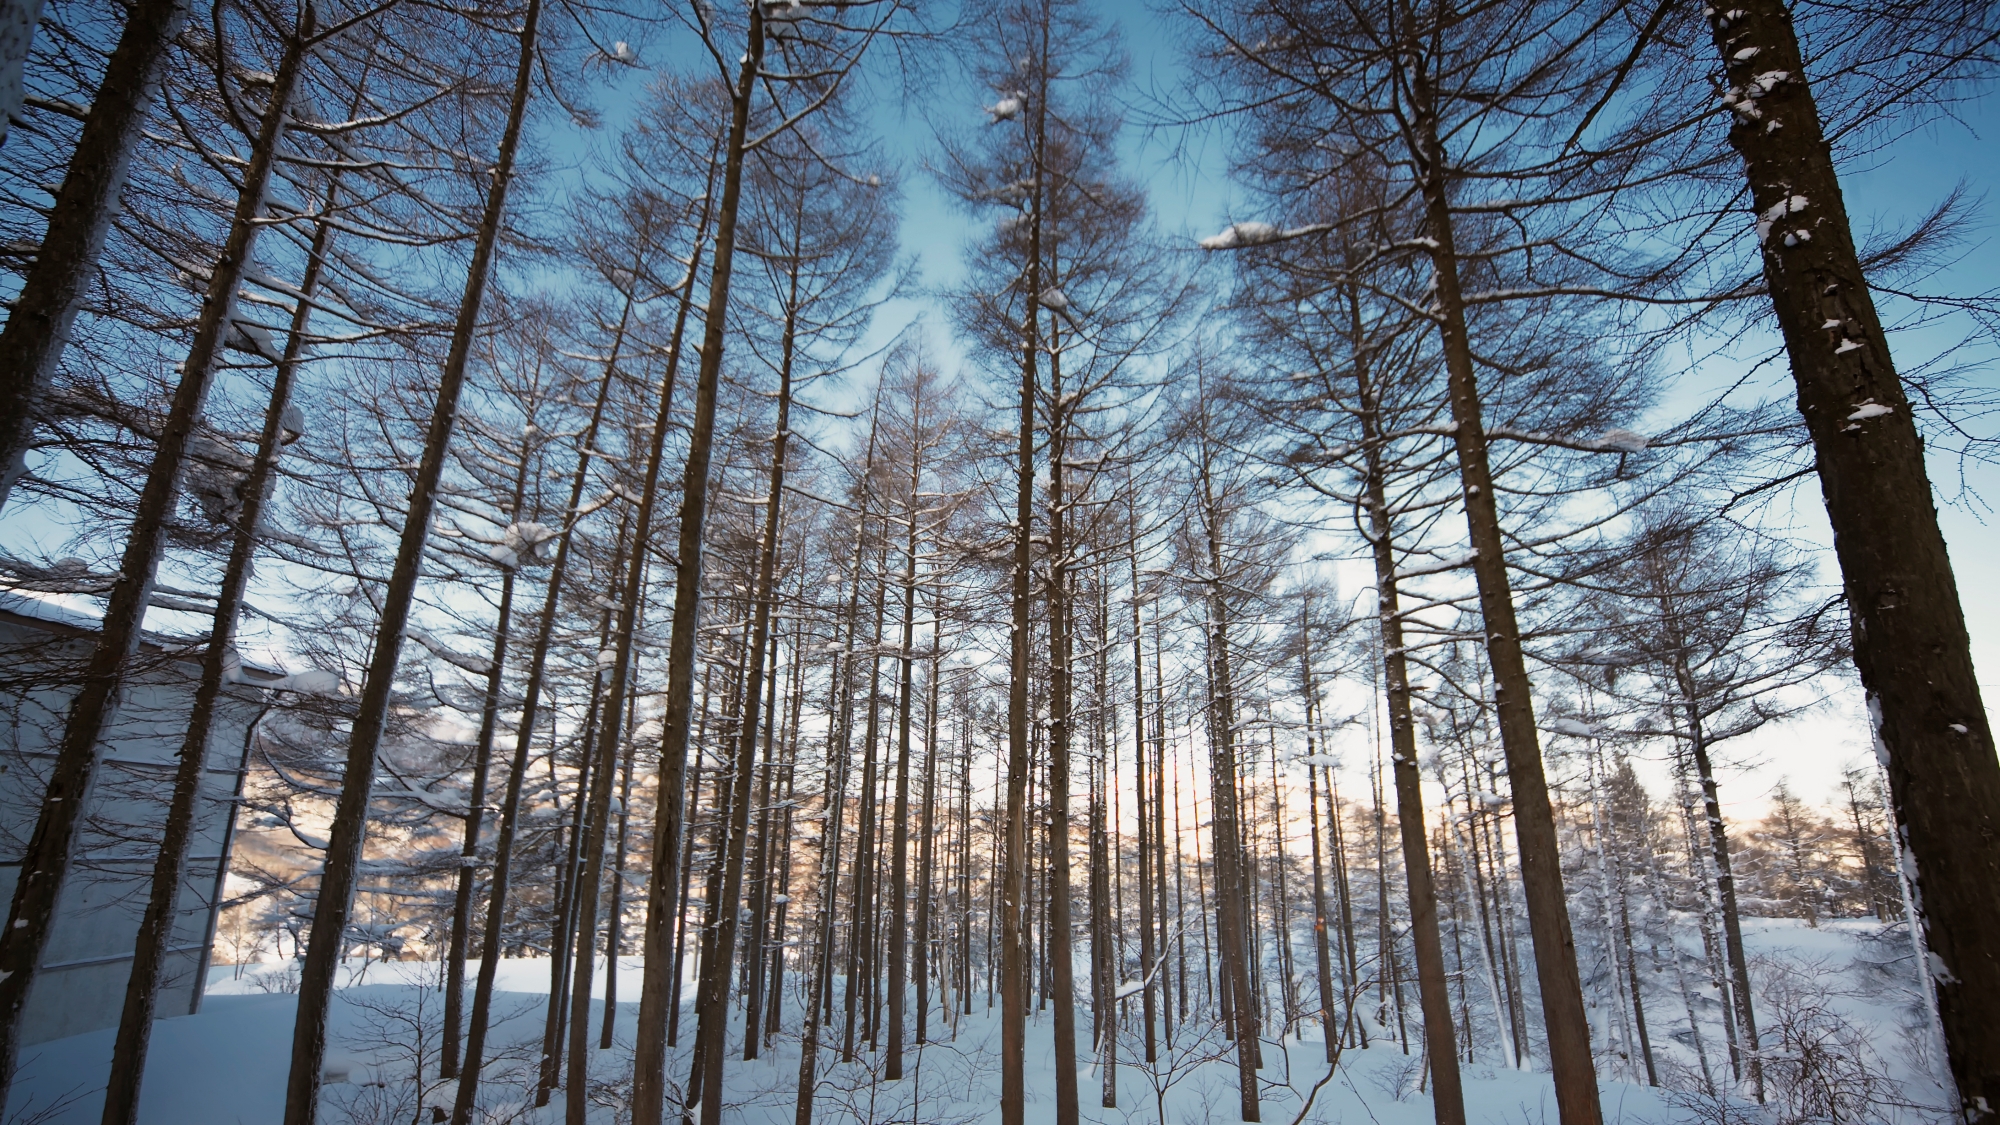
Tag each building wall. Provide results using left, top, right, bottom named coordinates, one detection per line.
left=0, top=613, right=264, bottom=1046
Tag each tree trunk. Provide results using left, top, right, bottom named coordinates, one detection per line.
left=563, top=198, right=711, bottom=1120
left=629, top=7, right=767, bottom=1118
left=452, top=120, right=708, bottom=1125
left=449, top=312, right=622, bottom=1080
left=742, top=621, right=784, bottom=1059
left=687, top=124, right=790, bottom=1117
left=1405, top=52, right=1603, bottom=1125
left=96, top=29, right=317, bottom=1118
left=1198, top=453, right=1261, bottom=1122
left=998, top=48, right=1046, bottom=1125
left=1043, top=322, right=1081, bottom=1125
left=541, top=625, right=610, bottom=1104
left=1681, top=698, right=1763, bottom=1100
left=1353, top=319, right=1467, bottom=1125
left=914, top=631, right=942, bottom=1045
left=0, top=0, right=189, bottom=508
left=282, top=0, right=540, bottom=1109
left=886, top=390, right=925, bottom=1079
left=1701, top=4, right=2000, bottom=1114
left=1301, top=641, right=1339, bottom=1064
left=602, top=685, right=641, bottom=1050
left=0, top=7, right=299, bottom=1103
left=1132, top=527, right=1158, bottom=1064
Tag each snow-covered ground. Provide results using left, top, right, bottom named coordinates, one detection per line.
left=8, top=918, right=1952, bottom=1124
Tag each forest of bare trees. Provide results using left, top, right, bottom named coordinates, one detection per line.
left=0, top=0, right=1995, bottom=1121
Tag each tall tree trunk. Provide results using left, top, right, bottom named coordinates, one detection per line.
left=1043, top=322, right=1081, bottom=1125
left=687, top=158, right=791, bottom=1123
left=1679, top=691, right=1763, bottom=1101
left=282, top=0, right=540, bottom=1110
left=563, top=196, right=713, bottom=1119
left=0, top=7, right=300, bottom=1103
left=1198, top=453, right=1261, bottom=1122
left=1352, top=311, right=1467, bottom=1125
left=96, top=30, right=319, bottom=1116
left=795, top=400, right=883, bottom=1119
left=1131, top=521, right=1158, bottom=1064
left=602, top=680, right=641, bottom=1049
left=1701, top=4, right=2000, bottom=1113
left=0, top=0, right=189, bottom=507
left=451, top=131, right=709, bottom=1125
left=914, top=630, right=942, bottom=1045
left=1402, top=37, right=1602, bottom=1124
left=541, top=622, right=615, bottom=1104
left=886, top=387, right=925, bottom=1079
left=440, top=459, right=525, bottom=1086
left=541, top=622, right=610, bottom=1105
left=742, top=620, right=784, bottom=1058
left=998, top=42, right=1047, bottom=1124
left=449, top=310, right=622, bottom=1080
left=630, top=7, right=767, bottom=1118
left=844, top=570, right=888, bottom=1059
left=1151, top=621, right=1173, bottom=1042
left=1301, top=641, right=1339, bottom=1064
left=763, top=624, right=806, bottom=1044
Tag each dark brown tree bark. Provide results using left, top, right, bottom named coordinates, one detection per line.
left=1131, top=522, right=1158, bottom=1064
left=1355, top=351, right=1467, bottom=1125
left=686, top=94, right=790, bottom=1120
left=886, top=376, right=930, bottom=1077
left=742, top=621, right=785, bottom=1060
left=565, top=230, right=703, bottom=1119
left=1403, top=37, right=1603, bottom=1125
left=629, top=7, right=767, bottom=1118
left=601, top=681, right=642, bottom=1049
left=1683, top=704, right=1763, bottom=1100
left=1197, top=450, right=1261, bottom=1122
left=97, top=29, right=319, bottom=1119
left=915, top=630, right=942, bottom=1044
left=1701, top=4, right=2000, bottom=1116
left=0, top=5, right=299, bottom=1101
left=998, top=47, right=1047, bottom=1125
left=1043, top=314, right=1081, bottom=1125
left=452, top=135, right=710, bottom=1125
left=0, top=0, right=189, bottom=508
left=1299, top=609, right=1339, bottom=1065
left=282, top=0, right=542, bottom=1112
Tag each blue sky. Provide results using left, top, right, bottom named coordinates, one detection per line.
left=857, top=1, right=2000, bottom=813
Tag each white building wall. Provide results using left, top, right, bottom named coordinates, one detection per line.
left=0, top=610, right=264, bottom=1046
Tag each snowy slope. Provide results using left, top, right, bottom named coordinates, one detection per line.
left=7, top=919, right=1950, bottom=1125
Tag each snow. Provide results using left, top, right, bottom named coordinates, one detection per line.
left=985, top=95, right=1022, bottom=122
left=1200, top=221, right=1279, bottom=249
left=1848, top=400, right=1892, bottom=421
left=1546, top=717, right=1604, bottom=738
left=267, top=668, right=342, bottom=695
left=1037, top=287, right=1069, bottom=310
left=6, top=919, right=1947, bottom=1125
left=1755, top=194, right=1808, bottom=246
left=1594, top=428, right=1649, bottom=453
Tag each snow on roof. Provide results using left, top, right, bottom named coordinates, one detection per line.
left=0, top=586, right=292, bottom=680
